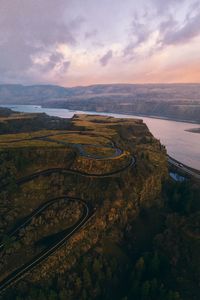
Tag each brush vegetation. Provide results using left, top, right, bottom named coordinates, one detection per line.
left=0, top=109, right=199, bottom=300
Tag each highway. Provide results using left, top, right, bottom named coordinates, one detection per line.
left=168, top=156, right=200, bottom=180
left=0, top=132, right=135, bottom=293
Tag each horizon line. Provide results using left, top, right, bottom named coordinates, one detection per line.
left=1, top=82, right=200, bottom=88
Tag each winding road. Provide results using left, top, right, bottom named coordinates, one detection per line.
left=0, top=197, right=94, bottom=292
left=0, top=197, right=92, bottom=250
left=0, top=131, right=135, bottom=293
left=0, top=131, right=121, bottom=160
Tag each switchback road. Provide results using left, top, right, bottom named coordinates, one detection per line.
left=0, top=197, right=94, bottom=292
left=0, top=131, right=135, bottom=293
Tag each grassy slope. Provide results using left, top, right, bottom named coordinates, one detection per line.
left=0, top=111, right=168, bottom=299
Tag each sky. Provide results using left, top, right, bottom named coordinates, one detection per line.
left=0, top=0, right=200, bottom=86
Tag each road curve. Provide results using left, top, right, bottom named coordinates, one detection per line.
left=0, top=157, right=135, bottom=192
left=15, top=156, right=135, bottom=186
left=39, top=136, right=123, bottom=160
left=0, top=197, right=91, bottom=250
left=0, top=132, right=135, bottom=186
left=0, top=131, right=124, bottom=160
left=0, top=197, right=94, bottom=293
left=0, top=131, right=135, bottom=293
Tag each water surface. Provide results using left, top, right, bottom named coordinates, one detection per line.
left=1, top=104, right=200, bottom=170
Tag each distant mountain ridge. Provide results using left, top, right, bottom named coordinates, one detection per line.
left=0, top=83, right=200, bottom=123
left=1, top=83, right=200, bottom=103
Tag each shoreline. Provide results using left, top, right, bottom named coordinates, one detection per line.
left=1, top=103, right=200, bottom=125
left=1, top=104, right=200, bottom=172
left=185, top=128, right=200, bottom=134
left=168, top=155, right=200, bottom=175
left=56, top=107, right=200, bottom=125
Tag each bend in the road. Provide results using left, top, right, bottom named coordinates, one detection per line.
left=0, top=197, right=94, bottom=293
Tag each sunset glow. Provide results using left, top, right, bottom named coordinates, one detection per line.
left=1, top=0, right=200, bottom=86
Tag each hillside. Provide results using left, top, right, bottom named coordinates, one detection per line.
left=0, top=110, right=167, bottom=296
left=0, top=84, right=200, bottom=123
left=0, top=109, right=199, bottom=300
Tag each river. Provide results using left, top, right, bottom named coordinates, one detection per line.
left=1, top=104, right=200, bottom=171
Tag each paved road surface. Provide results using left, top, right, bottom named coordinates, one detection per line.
left=0, top=197, right=94, bottom=292
left=0, top=131, right=135, bottom=293
left=168, top=156, right=200, bottom=180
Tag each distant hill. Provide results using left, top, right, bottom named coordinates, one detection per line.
left=0, top=83, right=200, bottom=123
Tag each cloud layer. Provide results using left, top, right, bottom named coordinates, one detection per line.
left=0, top=0, right=200, bottom=86
left=100, top=50, right=113, bottom=66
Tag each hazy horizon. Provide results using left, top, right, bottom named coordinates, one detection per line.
left=1, top=82, right=200, bottom=89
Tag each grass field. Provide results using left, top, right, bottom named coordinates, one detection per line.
left=0, top=113, right=36, bottom=122
left=82, top=145, right=116, bottom=157
left=0, top=130, right=62, bottom=142
left=51, top=132, right=110, bottom=146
